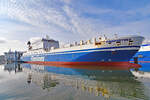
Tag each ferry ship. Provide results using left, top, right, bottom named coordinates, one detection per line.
left=21, top=35, right=144, bottom=66
left=130, top=43, right=150, bottom=77
left=132, top=43, right=150, bottom=62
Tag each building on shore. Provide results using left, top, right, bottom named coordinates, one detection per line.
left=0, top=55, right=5, bottom=64
left=4, top=49, right=23, bottom=63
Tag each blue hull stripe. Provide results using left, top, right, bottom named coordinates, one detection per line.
left=22, top=49, right=138, bottom=62
left=142, top=44, right=150, bottom=46
left=24, top=46, right=140, bottom=57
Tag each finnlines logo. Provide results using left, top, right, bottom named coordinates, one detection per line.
left=31, top=57, right=44, bottom=61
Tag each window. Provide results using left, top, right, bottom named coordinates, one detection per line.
left=129, top=40, right=133, bottom=46
left=116, top=41, right=121, bottom=46
left=138, top=54, right=143, bottom=58
left=108, top=42, right=111, bottom=44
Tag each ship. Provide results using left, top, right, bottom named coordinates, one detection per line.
left=130, top=43, right=150, bottom=76
left=131, top=43, right=150, bottom=63
left=21, top=35, right=144, bottom=66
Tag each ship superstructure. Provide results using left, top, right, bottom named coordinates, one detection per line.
left=21, top=35, right=144, bottom=66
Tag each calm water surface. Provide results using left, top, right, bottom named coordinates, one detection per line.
left=0, top=63, right=150, bottom=100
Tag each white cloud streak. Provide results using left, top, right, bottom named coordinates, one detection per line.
left=0, top=37, right=7, bottom=43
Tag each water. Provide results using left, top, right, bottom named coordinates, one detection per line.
left=0, top=63, right=150, bottom=100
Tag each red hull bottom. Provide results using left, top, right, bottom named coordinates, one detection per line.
left=24, top=61, right=141, bottom=69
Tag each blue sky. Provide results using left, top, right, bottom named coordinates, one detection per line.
left=0, top=0, right=150, bottom=54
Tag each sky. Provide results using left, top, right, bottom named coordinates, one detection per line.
left=0, top=0, right=150, bottom=55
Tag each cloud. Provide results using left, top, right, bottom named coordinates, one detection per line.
left=0, top=38, right=26, bottom=55
left=0, top=38, right=7, bottom=43
left=61, top=0, right=72, bottom=4
left=29, top=37, right=42, bottom=43
left=1, top=0, right=149, bottom=40
left=102, top=19, right=150, bottom=35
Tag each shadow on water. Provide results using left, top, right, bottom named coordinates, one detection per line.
left=3, top=62, right=150, bottom=100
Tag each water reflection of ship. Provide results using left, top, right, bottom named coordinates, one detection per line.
left=4, top=63, right=22, bottom=73
left=27, top=72, right=59, bottom=91
left=22, top=63, right=148, bottom=99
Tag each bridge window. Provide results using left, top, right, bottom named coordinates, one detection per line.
left=116, top=41, right=121, bottom=46
left=108, top=42, right=111, bottom=44
left=129, top=40, right=133, bottom=45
